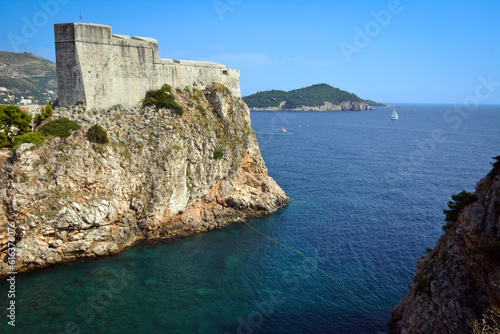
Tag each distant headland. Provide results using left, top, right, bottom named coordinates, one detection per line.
left=243, top=83, right=389, bottom=111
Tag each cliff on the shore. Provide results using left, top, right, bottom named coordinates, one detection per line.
left=390, top=159, right=500, bottom=333
left=0, top=85, right=288, bottom=277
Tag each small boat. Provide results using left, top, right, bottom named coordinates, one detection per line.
left=390, top=109, right=399, bottom=120
left=281, top=128, right=286, bottom=132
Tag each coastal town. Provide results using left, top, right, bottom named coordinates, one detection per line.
left=0, top=85, right=56, bottom=113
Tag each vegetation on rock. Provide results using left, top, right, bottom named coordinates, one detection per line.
left=0, top=105, right=32, bottom=136
left=143, top=84, right=184, bottom=116
left=468, top=241, right=500, bottom=255
left=413, top=273, right=431, bottom=296
left=86, top=124, right=108, bottom=144
left=34, top=103, right=54, bottom=126
left=490, top=156, right=500, bottom=173
left=0, top=105, right=79, bottom=149
left=12, top=131, right=45, bottom=150
left=213, top=147, right=224, bottom=160
left=209, top=82, right=231, bottom=95
left=40, top=117, right=81, bottom=138
left=442, top=190, right=478, bottom=232
left=0, top=132, right=8, bottom=147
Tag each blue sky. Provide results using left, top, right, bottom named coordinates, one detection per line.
left=1, top=0, right=499, bottom=104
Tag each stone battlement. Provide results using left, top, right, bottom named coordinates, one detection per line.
left=54, top=23, right=241, bottom=109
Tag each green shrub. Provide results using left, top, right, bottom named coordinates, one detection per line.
left=413, top=274, right=431, bottom=296
left=0, top=132, right=9, bottom=147
left=12, top=131, right=45, bottom=150
left=143, top=84, right=184, bottom=116
left=162, top=84, right=172, bottom=93
left=213, top=147, right=224, bottom=160
left=442, top=190, right=477, bottom=232
left=40, top=118, right=81, bottom=138
left=0, top=105, right=32, bottom=136
left=424, top=247, right=433, bottom=254
left=468, top=241, right=500, bottom=255
left=86, top=124, right=108, bottom=144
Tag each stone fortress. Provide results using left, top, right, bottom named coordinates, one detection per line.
left=54, top=23, right=241, bottom=109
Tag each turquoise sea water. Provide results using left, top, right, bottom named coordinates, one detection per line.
left=1, top=104, right=500, bottom=333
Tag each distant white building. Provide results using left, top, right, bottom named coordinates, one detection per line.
left=0, top=87, right=7, bottom=92
left=20, top=98, right=32, bottom=105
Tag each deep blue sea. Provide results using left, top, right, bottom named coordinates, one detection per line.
left=1, top=104, right=499, bottom=334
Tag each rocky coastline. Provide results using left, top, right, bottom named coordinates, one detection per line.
left=390, top=161, right=500, bottom=333
left=250, top=100, right=373, bottom=111
left=0, top=86, right=289, bottom=277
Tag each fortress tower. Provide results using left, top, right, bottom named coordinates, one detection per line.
left=54, top=23, right=241, bottom=109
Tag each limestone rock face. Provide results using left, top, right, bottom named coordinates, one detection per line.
left=390, top=166, right=500, bottom=333
left=0, top=85, right=288, bottom=277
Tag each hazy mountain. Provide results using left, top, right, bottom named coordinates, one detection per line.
left=0, top=51, right=57, bottom=105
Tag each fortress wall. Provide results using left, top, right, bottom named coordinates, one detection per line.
left=54, top=24, right=86, bottom=107
left=75, top=28, right=157, bottom=108
left=155, top=63, right=241, bottom=98
left=54, top=23, right=241, bottom=109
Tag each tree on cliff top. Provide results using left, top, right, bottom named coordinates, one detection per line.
left=490, top=156, right=500, bottom=173
left=442, top=190, right=478, bottom=232
left=0, top=105, right=33, bottom=148
left=34, top=103, right=54, bottom=126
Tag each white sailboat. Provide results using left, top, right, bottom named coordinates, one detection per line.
left=390, top=108, right=399, bottom=120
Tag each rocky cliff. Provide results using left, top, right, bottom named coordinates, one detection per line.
left=390, top=162, right=500, bottom=333
left=0, top=84, right=288, bottom=277
left=250, top=100, right=372, bottom=111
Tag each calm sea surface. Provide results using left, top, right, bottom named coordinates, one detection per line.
left=1, top=104, right=499, bottom=333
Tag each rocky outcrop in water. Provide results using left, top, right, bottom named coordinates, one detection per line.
left=390, top=162, right=500, bottom=333
left=0, top=85, right=288, bottom=277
